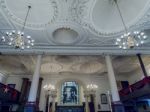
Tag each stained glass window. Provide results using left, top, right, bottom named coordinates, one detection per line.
left=61, top=81, right=79, bottom=104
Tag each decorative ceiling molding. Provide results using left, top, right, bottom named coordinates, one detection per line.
left=0, top=46, right=150, bottom=55
left=133, top=6, right=150, bottom=30
left=0, top=0, right=150, bottom=54
left=0, top=0, right=59, bottom=29
left=70, top=0, right=150, bottom=38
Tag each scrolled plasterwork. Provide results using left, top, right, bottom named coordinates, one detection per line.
left=0, top=0, right=59, bottom=29
left=70, top=0, right=90, bottom=20
left=69, top=0, right=150, bottom=38
left=133, top=7, right=150, bottom=31
left=68, top=0, right=123, bottom=37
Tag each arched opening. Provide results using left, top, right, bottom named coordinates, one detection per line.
left=56, top=78, right=86, bottom=105
left=61, top=81, right=79, bottom=105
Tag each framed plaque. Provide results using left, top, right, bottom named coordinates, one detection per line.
left=101, top=94, right=108, bottom=104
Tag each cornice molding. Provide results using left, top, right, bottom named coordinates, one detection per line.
left=0, top=46, right=150, bottom=55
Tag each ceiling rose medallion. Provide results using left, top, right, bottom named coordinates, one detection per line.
left=52, top=27, right=79, bottom=45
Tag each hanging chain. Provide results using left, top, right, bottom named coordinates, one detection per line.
left=114, top=0, right=128, bottom=34
left=21, top=6, right=31, bottom=32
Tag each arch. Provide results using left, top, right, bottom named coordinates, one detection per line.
left=55, top=78, right=86, bottom=90
left=55, top=78, right=86, bottom=104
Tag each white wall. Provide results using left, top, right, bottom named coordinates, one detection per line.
left=6, top=73, right=112, bottom=111
left=6, top=75, right=23, bottom=91
left=6, top=72, right=132, bottom=112
left=39, top=74, right=111, bottom=111
left=0, top=72, right=8, bottom=84
left=127, top=64, right=150, bottom=85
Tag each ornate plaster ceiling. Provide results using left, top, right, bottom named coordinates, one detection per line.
left=0, top=0, right=150, bottom=55
left=92, top=0, right=150, bottom=33
left=0, top=55, right=149, bottom=76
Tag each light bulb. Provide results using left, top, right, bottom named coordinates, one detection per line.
left=124, top=34, right=127, bottom=36
left=31, top=39, right=34, bottom=42
left=31, top=43, right=34, bottom=46
left=12, top=30, right=15, bottom=33
left=121, top=35, right=124, bottom=38
left=115, top=42, right=118, bottom=45
left=136, top=31, right=139, bottom=34
left=138, top=35, right=141, bottom=38
left=28, top=40, right=31, bottom=43
left=2, top=36, right=5, bottom=42
left=9, top=32, right=12, bottom=35
left=143, top=36, right=147, bottom=39
left=10, top=38, right=13, bottom=41
left=123, top=46, right=127, bottom=49
left=20, top=42, right=23, bottom=45
left=27, top=46, right=30, bottom=48
left=117, top=38, right=121, bottom=42
left=141, top=41, right=144, bottom=44
left=8, top=42, right=12, bottom=45
left=27, top=36, right=31, bottom=38
left=140, top=32, right=144, bottom=36
left=21, top=46, right=25, bottom=49
left=127, top=32, right=130, bottom=36
left=134, top=31, right=136, bottom=34
left=17, top=31, right=21, bottom=34
left=21, top=32, right=24, bottom=36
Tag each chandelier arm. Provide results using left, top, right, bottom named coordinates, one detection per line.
left=0, top=30, right=4, bottom=37
left=21, top=6, right=31, bottom=32
left=114, top=0, right=128, bottom=34
left=0, top=31, right=11, bottom=41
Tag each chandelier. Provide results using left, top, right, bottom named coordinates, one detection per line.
left=1, top=6, right=34, bottom=49
left=87, top=84, right=98, bottom=91
left=114, top=0, right=147, bottom=49
left=43, top=84, right=56, bottom=91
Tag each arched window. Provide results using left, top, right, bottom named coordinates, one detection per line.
left=61, top=81, right=79, bottom=104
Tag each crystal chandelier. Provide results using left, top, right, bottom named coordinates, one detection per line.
left=1, top=6, right=34, bottom=49
left=114, top=0, right=147, bottom=49
left=87, top=84, right=98, bottom=91
left=43, top=84, right=56, bottom=91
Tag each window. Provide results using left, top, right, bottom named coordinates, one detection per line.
left=61, top=81, right=79, bottom=104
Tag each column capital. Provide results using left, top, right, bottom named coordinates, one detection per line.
left=49, top=90, right=57, bottom=98
left=84, top=90, right=96, bottom=97
left=37, top=54, right=42, bottom=59
left=105, top=55, right=112, bottom=59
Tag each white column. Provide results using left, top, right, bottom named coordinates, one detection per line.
left=28, top=55, right=42, bottom=102
left=84, top=90, right=90, bottom=112
left=50, top=90, right=57, bottom=112
left=84, top=95, right=89, bottom=112
left=105, top=55, right=120, bottom=102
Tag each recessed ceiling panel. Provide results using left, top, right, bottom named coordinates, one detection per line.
left=92, top=0, right=150, bottom=33
left=52, top=28, right=79, bottom=45
left=2, top=0, right=57, bottom=28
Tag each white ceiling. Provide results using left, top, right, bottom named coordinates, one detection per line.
left=0, top=0, right=150, bottom=55
left=0, top=55, right=150, bottom=76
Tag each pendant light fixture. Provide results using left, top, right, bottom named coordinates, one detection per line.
left=114, top=0, right=147, bottom=49
left=1, top=6, right=34, bottom=49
